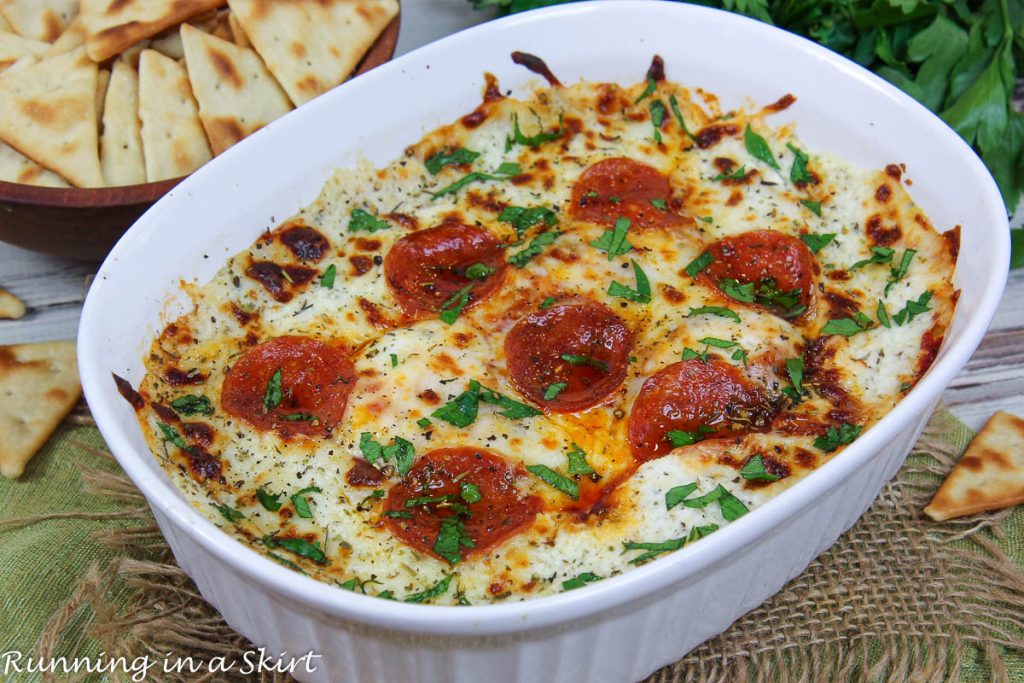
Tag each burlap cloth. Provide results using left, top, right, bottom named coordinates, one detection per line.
left=2, top=407, right=1023, bottom=682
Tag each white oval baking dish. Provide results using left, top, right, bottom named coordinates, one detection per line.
left=78, top=2, right=1009, bottom=681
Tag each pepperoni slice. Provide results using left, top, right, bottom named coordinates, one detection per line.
left=504, top=302, right=633, bottom=412
left=702, top=230, right=816, bottom=318
left=384, top=448, right=540, bottom=562
left=570, top=157, right=681, bottom=230
left=221, top=336, right=355, bottom=438
left=384, top=223, right=507, bottom=317
left=627, top=357, right=776, bottom=462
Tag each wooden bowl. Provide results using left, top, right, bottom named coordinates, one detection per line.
left=0, top=10, right=401, bottom=262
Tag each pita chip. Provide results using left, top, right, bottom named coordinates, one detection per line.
left=0, top=30, right=49, bottom=71
left=43, top=16, right=85, bottom=58
left=138, top=48, right=211, bottom=182
left=95, top=67, right=111, bottom=122
left=227, top=11, right=249, bottom=48
left=925, top=411, right=1024, bottom=521
left=0, top=12, right=11, bottom=32
left=0, top=0, right=79, bottom=43
left=0, top=341, right=81, bottom=479
left=0, top=52, right=35, bottom=75
left=181, top=24, right=291, bottom=154
left=228, top=0, right=398, bottom=107
left=100, top=59, right=145, bottom=186
left=0, top=288, right=24, bottom=319
left=0, top=48, right=104, bottom=188
left=0, top=141, right=69, bottom=187
left=80, top=0, right=226, bottom=62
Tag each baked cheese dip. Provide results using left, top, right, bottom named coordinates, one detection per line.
left=116, top=54, right=959, bottom=605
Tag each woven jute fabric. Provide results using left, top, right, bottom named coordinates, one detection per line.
left=9, top=409, right=1024, bottom=683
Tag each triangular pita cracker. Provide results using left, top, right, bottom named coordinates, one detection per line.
left=138, top=48, right=211, bottom=182
left=43, top=15, right=85, bottom=58
left=0, top=140, right=69, bottom=186
left=80, top=0, right=226, bottom=62
left=1, top=53, right=35, bottom=75
left=0, top=340, right=81, bottom=479
left=0, top=30, right=49, bottom=71
left=226, top=11, right=249, bottom=47
left=0, top=47, right=104, bottom=188
left=227, top=0, right=398, bottom=106
left=96, top=67, right=111, bottom=122
left=0, top=0, right=78, bottom=43
left=100, top=59, right=145, bottom=186
left=181, top=24, right=291, bottom=155
left=0, top=12, right=11, bottom=32
left=925, top=411, right=1024, bottom=521
left=0, top=288, right=25, bottom=319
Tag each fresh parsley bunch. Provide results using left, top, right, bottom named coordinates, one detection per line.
left=472, top=0, right=1024, bottom=267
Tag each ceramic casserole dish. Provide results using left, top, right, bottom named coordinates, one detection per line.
left=78, top=3, right=1009, bottom=681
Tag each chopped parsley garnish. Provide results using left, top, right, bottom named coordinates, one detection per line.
left=425, top=147, right=480, bottom=175
left=264, top=535, right=327, bottom=565
left=650, top=99, right=666, bottom=143
left=589, top=217, right=633, bottom=260
left=754, top=278, right=805, bottom=317
left=464, top=262, right=497, bottom=280
left=668, top=94, right=697, bottom=142
left=650, top=198, right=667, bottom=211
left=744, top=124, right=780, bottom=169
left=783, top=356, right=805, bottom=403
left=562, top=572, right=602, bottom=591
left=667, top=425, right=714, bottom=447
left=539, top=296, right=557, bottom=309
left=263, top=369, right=283, bottom=411
left=543, top=382, right=568, bottom=401
left=499, top=205, right=557, bottom=234
left=431, top=162, right=521, bottom=200
left=699, top=336, right=736, bottom=349
left=699, top=215, right=713, bottom=223
left=850, top=246, right=895, bottom=270
left=256, top=488, right=283, bottom=512
left=338, top=576, right=381, bottom=594
left=479, top=384, right=541, bottom=418
left=685, top=251, right=713, bottom=277
left=635, top=75, right=657, bottom=103
left=390, top=353, right=399, bottom=367
left=348, top=208, right=390, bottom=233
left=291, top=486, right=322, bottom=519
left=460, top=481, right=482, bottom=504
left=814, top=423, right=863, bottom=452
left=711, top=165, right=748, bottom=182
left=665, top=482, right=699, bottom=510
left=800, top=233, right=835, bottom=254
left=560, top=354, right=609, bottom=372
left=526, top=464, right=579, bottom=499
left=622, top=537, right=685, bottom=564
left=892, top=291, right=932, bottom=326
left=680, top=483, right=749, bottom=521
left=741, top=455, right=780, bottom=482
left=432, top=379, right=539, bottom=427
left=681, top=347, right=708, bottom=362
left=607, top=259, right=651, bottom=303
left=508, top=230, right=560, bottom=268
left=687, top=305, right=740, bottom=322
left=732, top=348, right=748, bottom=365
left=787, top=143, right=817, bottom=184
left=156, top=422, right=189, bottom=450
left=877, top=300, right=891, bottom=328
left=319, top=264, right=337, bottom=290
left=885, top=249, right=917, bottom=295
left=801, top=200, right=822, bottom=216
left=434, top=517, right=475, bottom=564
left=170, top=394, right=213, bottom=416
left=214, top=503, right=245, bottom=523
left=820, top=313, right=873, bottom=337
left=282, top=412, right=316, bottom=422
left=438, top=283, right=474, bottom=325
left=404, top=574, right=453, bottom=603
left=358, top=433, right=415, bottom=476
left=383, top=510, right=412, bottom=519
left=417, top=417, right=432, bottom=429
left=507, top=112, right=564, bottom=148
left=718, top=278, right=755, bottom=303
left=566, top=443, right=595, bottom=476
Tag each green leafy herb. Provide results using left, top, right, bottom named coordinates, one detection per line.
left=892, top=291, right=933, bottom=326
left=877, top=299, right=891, bottom=328
left=800, top=199, right=822, bottom=216
left=741, top=455, right=780, bottom=482
left=358, top=433, right=415, bottom=476
left=650, top=99, right=666, bottom=143
left=814, top=423, right=863, bottom=452
left=465, top=262, right=497, bottom=280
left=622, top=537, right=685, bottom=564
left=787, top=143, right=817, bottom=184
left=431, top=382, right=482, bottom=427
left=560, top=354, right=609, bottom=372
left=383, top=510, right=412, bottom=519
left=820, top=314, right=873, bottom=337
left=566, top=444, right=595, bottom=476
left=526, top=464, right=579, bottom=499
left=543, top=382, right=567, bottom=401
left=508, top=230, right=560, bottom=268
left=785, top=356, right=804, bottom=398
left=434, top=517, right=475, bottom=564
left=156, top=422, right=189, bottom=450
left=589, top=217, right=633, bottom=260
left=744, top=124, right=780, bottom=169
left=562, top=572, right=602, bottom=591
left=885, top=249, right=917, bottom=294
left=282, top=413, right=316, bottom=422
left=681, top=347, right=708, bottom=362
left=263, top=369, right=283, bottom=411
left=665, top=482, right=699, bottom=510
left=498, top=205, right=557, bottom=234
left=711, top=165, right=748, bottom=182
left=667, top=425, right=714, bottom=447
left=669, top=94, right=697, bottom=142
left=850, top=246, right=895, bottom=270
left=650, top=198, right=667, bottom=210
left=635, top=75, right=656, bottom=104
left=425, top=147, right=480, bottom=175
left=699, top=215, right=713, bottom=224
left=404, top=574, right=453, bottom=603
left=319, top=264, right=337, bottom=289
left=214, top=503, right=245, bottom=523
left=539, top=296, right=557, bottom=309
left=718, top=278, right=756, bottom=303
left=438, top=283, right=474, bottom=325
left=732, top=348, right=748, bottom=365
left=800, top=233, right=835, bottom=254
left=607, top=259, right=651, bottom=303
left=416, top=417, right=432, bottom=429
left=699, top=336, right=736, bottom=349
left=478, top=384, right=541, bottom=419
left=170, top=394, right=213, bottom=416
left=291, top=486, right=322, bottom=519
left=687, top=305, right=741, bottom=322
left=508, top=112, right=564, bottom=148
left=460, top=481, right=482, bottom=504
left=348, top=208, right=390, bottom=233
left=719, top=490, right=750, bottom=521
left=256, top=488, right=283, bottom=512
left=685, top=251, right=713, bottom=278
left=680, top=485, right=726, bottom=509
left=265, top=535, right=327, bottom=565
left=390, top=353, right=399, bottom=368
left=431, top=162, right=521, bottom=199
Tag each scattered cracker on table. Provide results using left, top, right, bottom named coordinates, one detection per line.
left=0, top=288, right=25, bottom=319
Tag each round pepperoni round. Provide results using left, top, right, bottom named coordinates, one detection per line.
left=384, top=447, right=540, bottom=563
left=627, top=357, right=776, bottom=462
left=702, top=230, right=815, bottom=318
left=570, top=157, right=681, bottom=230
left=384, top=223, right=507, bottom=317
left=221, top=336, right=355, bottom=438
left=504, top=302, right=633, bottom=412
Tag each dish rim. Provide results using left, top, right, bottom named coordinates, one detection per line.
left=78, top=0, right=1009, bottom=637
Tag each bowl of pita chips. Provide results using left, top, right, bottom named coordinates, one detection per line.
left=0, top=0, right=400, bottom=261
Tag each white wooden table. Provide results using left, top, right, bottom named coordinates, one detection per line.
left=0, top=0, right=1020, bottom=432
